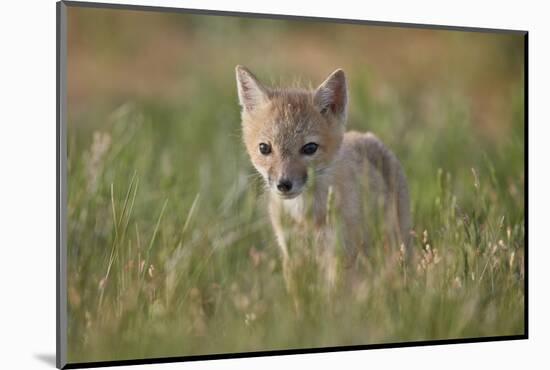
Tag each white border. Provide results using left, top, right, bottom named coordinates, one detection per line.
left=1, top=0, right=548, bottom=369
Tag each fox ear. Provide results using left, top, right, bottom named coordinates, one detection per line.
left=236, top=65, right=268, bottom=112
left=314, top=69, right=348, bottom=121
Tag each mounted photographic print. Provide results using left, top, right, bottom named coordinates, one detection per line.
left=57, top=1, right=527, bottom=368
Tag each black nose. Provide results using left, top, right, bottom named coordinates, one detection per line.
left=277, top=179, right=293, bottom=193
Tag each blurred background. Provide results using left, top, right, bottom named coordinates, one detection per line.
left=68, top=8, right=523, bottom=133
left=66, top=5, right=525, bottom=364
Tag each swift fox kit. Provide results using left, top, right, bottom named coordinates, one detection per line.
left=236, top=65, right=411, bottom=285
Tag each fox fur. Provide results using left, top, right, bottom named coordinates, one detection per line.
left=235, top=65, right=411, bottom=287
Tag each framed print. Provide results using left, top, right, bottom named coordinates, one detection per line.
left=57, top=1, right=527, bottom=368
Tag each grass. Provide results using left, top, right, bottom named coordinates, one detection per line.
left=66, top=82, right=524, bottom=363
left=66, top=11, right=525, bottom=364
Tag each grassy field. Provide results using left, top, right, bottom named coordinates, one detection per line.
left=66, top=8, right=525, bottom=364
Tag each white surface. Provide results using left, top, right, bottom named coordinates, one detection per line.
left=0, top=0, right=547, bottom=369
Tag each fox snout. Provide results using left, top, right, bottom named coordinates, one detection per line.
left=276, top=179, right=293, bottom=193
left=269, top=169, right=308, bottom=199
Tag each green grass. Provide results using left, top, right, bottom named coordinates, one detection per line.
left=66, top=76, right=524, bottom=363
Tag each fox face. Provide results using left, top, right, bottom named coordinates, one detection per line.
left=236, top=66, right=348, bottom=199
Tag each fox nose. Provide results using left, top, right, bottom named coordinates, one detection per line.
left=277, top=179, right=293, bottom=193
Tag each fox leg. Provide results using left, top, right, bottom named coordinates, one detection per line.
left=309, top=185, right=339, bottom=290
left=340, top=185, right=366, bottom=265
left=314, top=224, right=338, bottom=290
left=268, top=197, right=292, bottom=290
left=268, top=198, right=304, bottom=314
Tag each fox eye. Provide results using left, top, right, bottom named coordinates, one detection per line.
left=301, top=142, right=319, bottom=155
left=259, top=143, right=271, bottom=155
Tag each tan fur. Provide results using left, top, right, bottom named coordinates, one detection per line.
left=236, top=65, right=411, bottom=289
